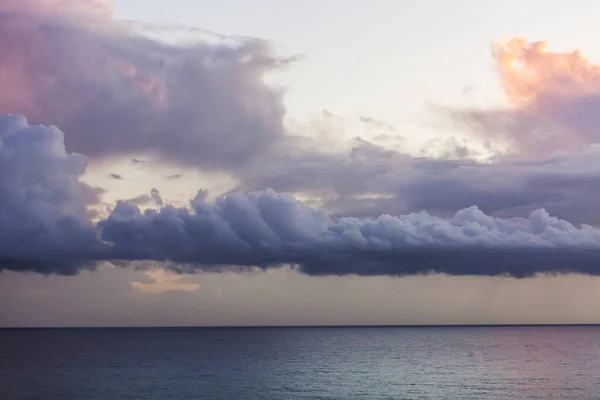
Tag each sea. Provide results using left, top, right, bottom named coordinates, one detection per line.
left=1, top=326, right=599, bottom=400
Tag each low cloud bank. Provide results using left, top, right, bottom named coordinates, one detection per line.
left=2, top=115, right=600, bottom=278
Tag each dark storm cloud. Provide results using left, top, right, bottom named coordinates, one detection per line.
left=3, top=114, right=600, bottom=278
left=0, top=0, right=290, bottom=169
left=0, top=115, right=101, bottom=274
left=97, top=189, right=600, bottom=278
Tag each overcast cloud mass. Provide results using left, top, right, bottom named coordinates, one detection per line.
left=2, top=1, right=600, bottom=280
left=0, top=0, right=288, bottom=169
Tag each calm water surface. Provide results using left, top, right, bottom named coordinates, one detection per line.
left=1, top=326, right=599, bottom=399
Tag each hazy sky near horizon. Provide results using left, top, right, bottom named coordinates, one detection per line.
left=3, top=0, right=600, bottom=326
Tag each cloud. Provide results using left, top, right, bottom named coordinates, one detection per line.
left=236, top=135, right=600, bottom=226
left=131, top=268, right=200, bottom=294
left=124, top=194, right=152, bottom=206
left=79, top=182, right=106, bottom=205
left=449, top=37, right=600, bottom=157
left=228, top=38, right=600, bottom=226
left=2, top=115, right=600, bottom=279
left=108, top=173, right=124, bottom=180
left=96, top=188, right=600, bottom=278
left=150, top=188, right=163, bottom=207
left=358, top=116, right=395, bottom=131
left=3, top=29, right=600, bottom=280
left=0, top=115, right=100, bottom=274
left=79, top=181, right=107, bottom=219
left=419, top=137, right=471, bottom=159
left=0, top=0, right=291, bottom=169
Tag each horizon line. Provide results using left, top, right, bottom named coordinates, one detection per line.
left=2, top=323, right=600, bottom=329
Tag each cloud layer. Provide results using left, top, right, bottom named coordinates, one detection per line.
left=0, top=115, right=100, bottom=274
left=100, top=189, right=600, bottom=278
left=0, top=0, right=288, bottom=169
left=229, top=39, right=600, bottom=227
left=237, top=137, right=600, bottom=226
left=3, top=114, right=600, bottom=278
left=2, top=2, right=600, bottom=280
left=452, top=37, right=600, bottom=157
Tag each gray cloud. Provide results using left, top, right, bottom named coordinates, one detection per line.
left=79, top=181, right=107, bottom=219
left=419, top=137, right=471, bottom=159
left=79, top=182, right=106, bottom=206
left=108, top=173, right=125, bottom=180
left=98, top=189, right=600, bottom=279
left=0, top=0, right=290, bottom=169
left=358, top=116, right=395, bottom=131
left=150, top=188, right=163, bottom=207
left=3, top=114, right=600, bottom=279
left=0, top=115, right=101, bottom=274
left=232, top=128, right=600, bottom=227
left=124, top=194, right=152, bottom=206
left=3, top=16, right=600, bottom=283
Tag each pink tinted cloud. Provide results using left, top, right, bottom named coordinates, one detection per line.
left=451, top=38, right=600, bottom=157
left=0, top=0, right=289, bottom=169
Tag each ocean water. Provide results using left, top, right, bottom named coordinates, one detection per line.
left=1, top=326, right=600, bottom=400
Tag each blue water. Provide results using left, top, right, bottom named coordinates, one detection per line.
left=1, top=326, right=600, bottom=399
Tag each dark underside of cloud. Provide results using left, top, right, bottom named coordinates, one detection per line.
left=2, top=3, right=600, bottom=279
left=98, top=193, right=600, bottom=279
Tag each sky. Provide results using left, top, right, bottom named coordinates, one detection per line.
left=3, top=0, right=600, bottom=326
